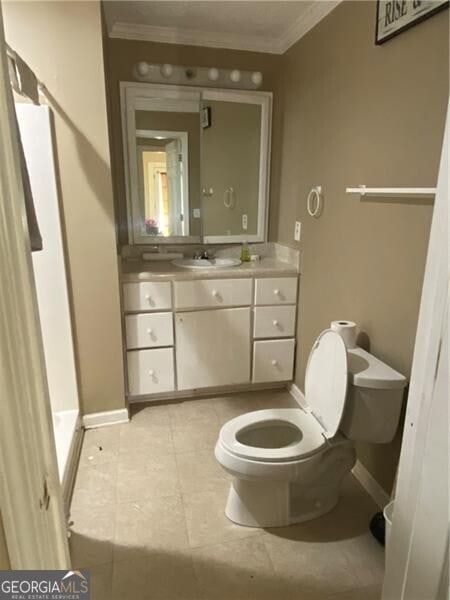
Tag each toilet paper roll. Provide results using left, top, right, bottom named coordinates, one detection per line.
left=331, top=320, right=357, bottom=349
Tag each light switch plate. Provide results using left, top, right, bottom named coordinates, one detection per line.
left=242, top=214, right=248, bottom=230
left=294, top=221, right=301, bottom=241
left=193, top=208, right=201, bottom=218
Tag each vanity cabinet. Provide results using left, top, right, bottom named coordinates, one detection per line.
left=175, top=308, right=251, bottom=389
left=123, top=275, right=298, bottom=400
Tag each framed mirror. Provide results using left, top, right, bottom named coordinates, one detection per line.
left=120, top=82, right=272, bottom=244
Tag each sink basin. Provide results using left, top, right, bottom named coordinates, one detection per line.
left=172, top=258, right=242, bottom=269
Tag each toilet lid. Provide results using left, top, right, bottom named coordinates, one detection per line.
left=305, top=329, right=348, bottom=439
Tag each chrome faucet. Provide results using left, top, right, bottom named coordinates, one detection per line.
left=193, top=248, right=214, bottom=260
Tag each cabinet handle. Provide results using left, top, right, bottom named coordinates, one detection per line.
left=148, top=369, right=155, bottom=377
left=271, top=359, right=278, bottom=366
left=273, top=289, right=280, bottom=296
left=145, top=294, right=151, bottom=301
left=147, top=328, right=153, bottom=335
left=212, top=290, right=218, bottom=297
left=273, top=320, right=279, bottom=327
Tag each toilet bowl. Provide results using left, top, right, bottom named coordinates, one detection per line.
left=215, top=328, right=407, bottom=528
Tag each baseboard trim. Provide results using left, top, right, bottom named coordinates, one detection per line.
left=82, top=408, right=129, bottom=429
left=352, top=459, right=390, bottom=508
left=62, top=415, right=83, bottom=516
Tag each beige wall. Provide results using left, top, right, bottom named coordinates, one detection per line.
left=3, top=1, right=125, bottom=415
left=104, top=37, right=280, bottom=245
left=273, top=1, right=448, bottom=492
left=0, top=512, right=10, bottom=569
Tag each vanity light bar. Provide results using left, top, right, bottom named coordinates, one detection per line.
left=134, top=62, right=263, bottom=90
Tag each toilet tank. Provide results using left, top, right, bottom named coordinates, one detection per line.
left=339, top=347, right=407, bottom=443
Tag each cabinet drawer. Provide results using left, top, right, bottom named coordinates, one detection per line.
left=254, top=277, right=297, bottom=305
left=125, top=312, right=173, bottom=349
left=253, top=306, right=296, bottom=339
left=123, top=282, right=171, bottom=312
left=127, top=348, right=175, bottom=396
left=252, top=339, right=295, bottom=383
left=174, top=279, right=252, bottom=309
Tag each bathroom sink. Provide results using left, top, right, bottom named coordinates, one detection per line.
left=172, top=258, right=242, bottom=269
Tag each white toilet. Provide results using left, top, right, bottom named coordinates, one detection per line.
left=215, top=328, right=407, bottom=528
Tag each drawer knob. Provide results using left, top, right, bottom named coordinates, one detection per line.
left=274, top=289, right=280, bottom=296
left=212, top=290, right=218, bottom=297
left=273, top=320, right=279, bottom=327
left=147, top=328, right=153, bottom=335
left=271, top=359, right=278, bottom=366
left=148, top=369, right=155, bottom=377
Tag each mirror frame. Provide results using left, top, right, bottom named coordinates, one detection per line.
left=120, top=82, right=272, bottom=245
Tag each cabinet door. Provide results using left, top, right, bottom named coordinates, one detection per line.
left=175, top=308, right=250, bottom=390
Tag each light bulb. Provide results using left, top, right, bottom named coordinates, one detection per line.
left=208, top=67, right=219, bottom=81
left=161, top=63, right=173, bottom=78
left=251, top=71, right=263, bottom=87
left=230, top=69, right=241, bottom=83
left=136, top=61, right=149, bottom=76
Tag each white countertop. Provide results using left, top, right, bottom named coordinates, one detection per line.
left=121, top=257, right=299, bottom=282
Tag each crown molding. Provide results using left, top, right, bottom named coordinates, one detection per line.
left=109, top=22, right=282, bottom=54
left=108, top=1, right=343, bottom=55
left=278, top=0, right=343, bottom=53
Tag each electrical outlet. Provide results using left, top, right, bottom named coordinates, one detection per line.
left=193, top=208, right=201, bottom=218
left=242, top=214, right=248, bottom=230
left=294, top=221, right=302, bottom=242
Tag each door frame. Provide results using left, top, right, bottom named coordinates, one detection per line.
left=0, top=9, right=69, bottom=568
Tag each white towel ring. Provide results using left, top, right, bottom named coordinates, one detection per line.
left=307, top=186, right=323, bottom=218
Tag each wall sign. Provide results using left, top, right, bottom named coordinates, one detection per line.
left=376, top=0, right=449, bottom=44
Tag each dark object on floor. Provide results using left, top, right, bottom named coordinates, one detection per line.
left=370, top=511, right=385, bottom=546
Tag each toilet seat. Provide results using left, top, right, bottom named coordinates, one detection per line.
left=219, top=408, right=327, bottom=463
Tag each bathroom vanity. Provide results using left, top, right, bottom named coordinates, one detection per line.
left=121, top=255, right=299, bottom=401
left=118, top=79, right=299, bottom=401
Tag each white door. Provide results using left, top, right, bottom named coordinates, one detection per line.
left=165, top=139, right=183, bottom=235
left=382, top=103, right=449, bottom=600
left=175, top=308, right=251, bottom=390
left=0, top=8, right=69, bottom=568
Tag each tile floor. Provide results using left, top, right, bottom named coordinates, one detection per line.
left=70, top=389, right=385, bottom=600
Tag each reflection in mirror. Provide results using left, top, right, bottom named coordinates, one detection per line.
left=201, top=100, right=262, bottom=238
left=136, top=130, right=188, bottom=237
left=134, top=107, right=201, bottom=240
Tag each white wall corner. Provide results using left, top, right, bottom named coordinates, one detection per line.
left=82, top=408, right=129, bottom=429
left=278, top=0, right=343, bottom=53
left=352, top=460, right=390, bottom=508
